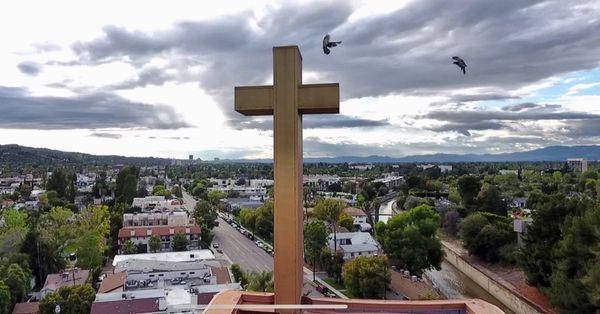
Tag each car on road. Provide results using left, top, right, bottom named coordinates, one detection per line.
left=216, top=248, right=223, bottom=253
left=212, top=242, right=219, bottom=248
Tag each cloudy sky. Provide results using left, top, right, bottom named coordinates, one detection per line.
left=1, top=0, right=600, bottom=159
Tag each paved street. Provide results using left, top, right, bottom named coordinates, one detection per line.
left=213, top=216, right=274, bottom=272
left=182, top=191, right=328, bottom=297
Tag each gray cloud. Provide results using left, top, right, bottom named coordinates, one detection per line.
left=90, top=132, right=122, bottom=139
left=422, top=102, right=600, bottom=136
left=501, top=102, right=561, bottom=112
left=62, top=0, right=600, bottom=132
left=0, top=86, right=190, bottom=129
left=426, top=121, right=507, bottom=136
left=17, top=61, right=42, bottom=76
left=234, top=115, right=390, bottom=130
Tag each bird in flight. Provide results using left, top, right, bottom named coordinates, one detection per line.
left=452, top=56, right=467, bottom=74
left=323, top=34, right=342, bottom=55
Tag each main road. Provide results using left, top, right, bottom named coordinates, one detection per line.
left=182, top=191, right=273, bottom=272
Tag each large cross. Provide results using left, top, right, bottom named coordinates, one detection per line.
left=234, top=46, right=340, bottom=305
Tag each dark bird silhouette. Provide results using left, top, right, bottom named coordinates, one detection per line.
left=452, top=56, right=467, bottom=74
left=323, top=34, right=342, bottom=55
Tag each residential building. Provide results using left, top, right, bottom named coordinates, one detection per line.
left=418, top=164, right=453, bottom=173
left=328, top=232, right=381, bottom=260
left=91, top=289, right=167, bottom=314
left=303, top=174, right=340, bottom=191
left=131, top=196, right=183, bottom=212
left=343, top=207, right=371, bottom=231
left=117, top=225, right=201, bottom=253
left=122, top=211, right=191, bottom=228
left=511, top=197, right=527, bottom=208
left=567, top=158, right=588, bottom=173
left=40, top=268, right=90, bottom=298
left=349, top=164, right=374, bottom=171
left=249, top=179, right=274, bottom=187
left=373, top=175, right=404, bottom=189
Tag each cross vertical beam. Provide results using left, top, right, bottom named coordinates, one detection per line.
left=272, top=46, right=304, bottom=306
left=234, top=45, right=339, bottom=307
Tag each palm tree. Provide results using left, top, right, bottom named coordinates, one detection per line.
left=245, top=270, right=274, bottom=292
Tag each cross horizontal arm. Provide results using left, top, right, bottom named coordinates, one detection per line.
left=234, top=83, right=339, bottom=116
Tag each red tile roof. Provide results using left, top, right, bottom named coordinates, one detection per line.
left=12, top=302, right=39, bottom=314
left=98, top=272, right=126, bottom=293
left=91, top=298, right=161, bottom=314
left=118, top=225, right=201, bottom=238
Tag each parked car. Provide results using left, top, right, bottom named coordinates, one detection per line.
left=212, top=242, right=220, bottom=248
left=316, top=284, right=329, bottom=294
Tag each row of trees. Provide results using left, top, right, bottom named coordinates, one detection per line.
left=520, top=194, right=600, bottom=312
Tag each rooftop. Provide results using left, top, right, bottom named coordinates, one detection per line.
left=203, top=290, right=504, bottom=313
left=42, top=269, right=90, bottom=292
left=112, top=250, right=215, bottom=266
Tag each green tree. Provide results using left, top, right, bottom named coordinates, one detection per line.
left=320, top=249, right=344, bottom=283
left=520, top=195, right=587, bottom=287
left=121, top=240, right=137, bottom=254
left=171, top=232, right=188, bottom=251
left=0, top=280, right=10, bottom=314
left=38, top=284, right=95, bottom=314
left=46, top=168, right=68, bottom=199
left=338, top=212, right=355, bottom=232
left=304, top=220, right=329, bottom=280
left=255, top=202, right=274, bottom=240
left=230, top=264, right=248, bottom=287
left=193, top=200, right=218, bottom=230
left=207, top=190, right=225, bottom=206
left=342, top=256, right=390, bottom=299
left=245, top=270, right=274, bottom=292
left=476, top=184, right=506, bottom=215
left=0, top=209, right=29, bottom=254
left=115, top=166, right=139, bottom=204
left=148, top=235, right=161, bottom=253
left=1, top=264, right=28, bottom=305
left=377, top=205, right=443, bottom=275
left=313, top=199, right=344, bottom=252
left=71, top=206, right=110, bottom=270
left=546, top=204, right=600, bottom=312
left=457, top=175, right=481, bottom=208
left=458, top=212, right=513, bottom=262
left=172, top=185, right=183, bottom=198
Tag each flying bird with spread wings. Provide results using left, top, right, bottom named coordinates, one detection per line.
left=323, top=34, right=342, bottom=55
left=452, top=56, right=467, bottom=74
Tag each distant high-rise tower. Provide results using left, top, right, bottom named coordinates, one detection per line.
left=567, top=158, right=588, bottom=173
left=189, top=154, right=193, bottom=161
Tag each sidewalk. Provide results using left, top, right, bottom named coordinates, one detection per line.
left=303, top=268, right=348, bottom=299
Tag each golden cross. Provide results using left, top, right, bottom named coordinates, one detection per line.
left=234, top=46, right=340, bottom=305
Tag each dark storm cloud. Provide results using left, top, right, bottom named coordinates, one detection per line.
left=0, top=86, right=190, bottom=130
left=64, top=0, right=600, bottom=131
left=234, top=115, right=390, bottom=130
left=90, top=132, right=122, bottom=139
left=17, top=61, right=42, bottom=76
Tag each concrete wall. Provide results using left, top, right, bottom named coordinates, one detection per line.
left=442, top=243, right=546, bottom=314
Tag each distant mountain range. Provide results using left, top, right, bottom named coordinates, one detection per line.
left=228, top=145, right=600, bottom=163
left=1, top=144, right=599, bottom=166
left=0, top=144, right=173, bottom=167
